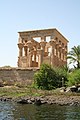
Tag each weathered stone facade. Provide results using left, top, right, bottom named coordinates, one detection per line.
left=0, top=68, right=37, bottom=85
left=17, top=28, right=68, bottom=68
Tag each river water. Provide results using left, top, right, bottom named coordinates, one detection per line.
left=0, top=101, right=80, bottom=120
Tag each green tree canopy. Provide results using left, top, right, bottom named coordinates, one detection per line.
left=33, top=63, right=68, bottom=90
left=67, top=45, right=80, bottom=68
left=67, top=69, right=80, bottom=86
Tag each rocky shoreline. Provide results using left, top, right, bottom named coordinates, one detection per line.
left=16, top=95, right=80, bottom=106
left=0, top=86, right=80, bottom=106
left=0, top=95, right=80, bottom=106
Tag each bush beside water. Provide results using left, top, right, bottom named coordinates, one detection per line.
left=34, top=63, right=80, bottom=90
left=33, top=63, right=68, bottom=90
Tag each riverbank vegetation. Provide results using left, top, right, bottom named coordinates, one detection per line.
left=0, top=45, right=80, bottom=99
left=34, top=63, right=80, bottom=89
left=0, top=85, right=80, bottom=99
left=0, top=66, right=80, bottom=100
left=33, top=63, right=68, bottom=90
left=33, top=45, right=80, bottom=90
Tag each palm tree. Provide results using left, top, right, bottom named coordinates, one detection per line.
left=67, top=45, right=80, bottom=68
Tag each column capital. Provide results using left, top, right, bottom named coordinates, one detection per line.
left=18, top=43, right=23, bottom=57
left=37, top=49, right=43, bottom=55
left=59, top=44, right=62, bottom=48
left=40, top=41, right=46, bottom=49
left=62, top=47, right=65, bottom=53
left=18, top=43, right=23, bottom=49
left=27, top=41, right=32, bottom=48
left=64, top=49, right=67, bottom=54
left=18, top=37, right=23, bottom=44
left=33, top=50, right=36, bottom=54
left=24, top=43, right=27, bottom=48
left=49, top=39, right=56, bottom=46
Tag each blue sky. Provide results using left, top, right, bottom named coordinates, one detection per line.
left=0, top=0, right=80, bottom=67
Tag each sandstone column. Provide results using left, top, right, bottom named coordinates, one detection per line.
left=27, top=41, right=32, bottom=52
left=58, top=44, right=62, bottom=59
left=28, top=53, right=32, bottom=67
left=33, top=51, right=36, bottom=62
left=27, top=40, right=33, bottom=67
left=24, top=45, right=27, bottom=56
left=54, top=37, right=58, bottom=56
left=18, top=43, right=23, bottom=57
left=62, top=47, right=65, bottom=61
left=40, top=40, right=46, bottom=62
left=49, top=39, right=56, bottom=65
left=37, top=49, right=43, bottom=67
left=64, top=49, right=67, bottom=61
left=50, top=35, right=56, bottom=55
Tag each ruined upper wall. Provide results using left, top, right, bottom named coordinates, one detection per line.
left=17, top=28, right=69, bottom=68
left=18, top=28, right=68, bottom=44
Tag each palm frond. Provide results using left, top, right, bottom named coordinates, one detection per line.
left=67, top=45, right=80, bottom=68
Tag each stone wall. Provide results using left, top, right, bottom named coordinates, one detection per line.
left=0, top=68, right=38, bottom=86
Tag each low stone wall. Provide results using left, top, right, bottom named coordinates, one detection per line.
left=0, top=67, right=39, bottom=86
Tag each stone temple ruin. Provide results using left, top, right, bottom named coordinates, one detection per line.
left=17, top=28, right=68, bottom=68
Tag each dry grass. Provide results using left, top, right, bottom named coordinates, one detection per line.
left=0, top=85, right=80, bottom=99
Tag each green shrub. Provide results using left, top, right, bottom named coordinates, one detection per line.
left=34, top=63, right=68, bottom=90
left=34, top=64, right=58, bottom=90
left=67, top=69, right=80, bottom=86
left=55, top=66, right=68, bottom=87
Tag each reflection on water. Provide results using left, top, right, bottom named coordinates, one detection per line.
left=0, top=101, right=80, bottom=120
